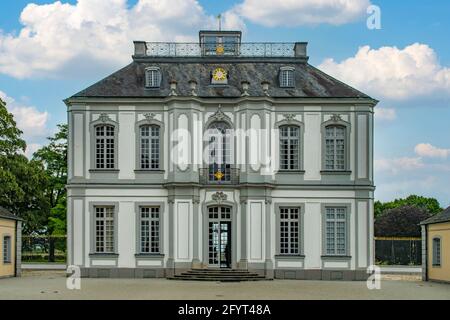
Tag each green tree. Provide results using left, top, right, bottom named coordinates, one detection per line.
left=375, top=195, right=442, bottom=218
left=375, top=205, right=430, bottom=237
left=0, top=99, right=26, bottom=156
left=0, top=100, right=49, bottom=234
left=33, top=124, right=68, bottom=235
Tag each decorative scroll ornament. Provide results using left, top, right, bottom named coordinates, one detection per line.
left=208, top=105, right=232, bottom=124
left=144, top=113, right=156, bottom=120
left=212, top=191, right=228, bottom=204
left=283, top=114, right=296, bottom=122
left=331, top=114, right=342, bottom=122
left=99, top=113, right=111, bottom=123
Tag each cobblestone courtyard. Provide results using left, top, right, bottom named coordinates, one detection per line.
left=0, top=271, right=449, bottom=300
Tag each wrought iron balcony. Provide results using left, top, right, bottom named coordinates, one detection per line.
left=134, top=42, right=307, bottom=58
left=199, top=166, right=240, bottom=185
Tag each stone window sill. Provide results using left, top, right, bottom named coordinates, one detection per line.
left=277, top=170, right=305, bottom=174
left=89, top=169, right=120, bottom=173
left=135, top=253, right=165, bottom=259
left=134, top=170, right=165, bottom=173
left=89, top=253, right=119, bottom=258
left=321, top=255, right=352, bottom=260
left=320, top=170, right=351, bottom=175
left=275, top=254, right=305, bottom=259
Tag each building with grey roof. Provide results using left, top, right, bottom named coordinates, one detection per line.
left=65, top=30, right=377, bottom=280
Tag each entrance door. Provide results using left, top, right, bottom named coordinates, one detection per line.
left=208, top=206, right=232, bottom=268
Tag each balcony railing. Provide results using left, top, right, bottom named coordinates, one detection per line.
left=143, top=42, right=299, bottom=58
left=199, top=166, right=240, bottom=185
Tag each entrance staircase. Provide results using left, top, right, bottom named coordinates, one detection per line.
left=168, top=269, right=268, bottom=282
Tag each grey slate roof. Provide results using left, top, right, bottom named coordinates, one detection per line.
left=421, top=206, right=450, bottom=225
left=0, top=207, right=21, bottom=221
left=69, top=61, right=374, bottom=100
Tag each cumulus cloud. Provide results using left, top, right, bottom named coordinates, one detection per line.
left=374, top=107, right=396, bottom=121
left=0, top=90, right=49, bottom=148
left=319, top=43, right=450, bottom=100
left=415, top=143, right=450, bottom=159
left=0, top=0, right=243, bottom=79
left=375, top=157, right=424, bottom=174
left=233, top=0, right=370, bottom=27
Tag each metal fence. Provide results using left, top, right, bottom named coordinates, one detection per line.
left=375, top=237, right=421, bottom=266
left=22, top=235, right=67, bottom=263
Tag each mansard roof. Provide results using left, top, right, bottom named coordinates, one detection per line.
left=69, top=60, right=374, bottom=101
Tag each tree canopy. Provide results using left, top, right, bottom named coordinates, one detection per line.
left=374, top=205, right=430, bottom=237
left=375, top=195, right=442, bottom=218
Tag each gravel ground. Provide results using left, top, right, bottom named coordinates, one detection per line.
left=0, top=271, right=449, bottom=300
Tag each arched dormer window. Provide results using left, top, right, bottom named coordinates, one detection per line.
left=139, top=124, right=160, bottom=170
left=94, top=124, right=116, bottom=169
left=145, top=67, right=161, bottom=88
left=279, top=66, right=295, bottom=88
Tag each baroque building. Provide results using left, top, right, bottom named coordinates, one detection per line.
left=65, top=30, right=377, bottom=280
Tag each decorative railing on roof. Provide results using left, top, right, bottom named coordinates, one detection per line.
left=143, top=42, right=301, bottom=58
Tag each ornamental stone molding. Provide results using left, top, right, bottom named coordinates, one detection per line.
left=330, top=114, right=342, bottom=122
left=99, top=113, right=112, bottom=123
left=212, top=191, right=228, bottom=204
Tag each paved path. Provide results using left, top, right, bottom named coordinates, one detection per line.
left=0, top=271, right=449, bottom=300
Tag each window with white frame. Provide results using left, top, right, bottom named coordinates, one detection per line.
left=95, top=206, right=115, bottom=253
left=279, top=68, right=295, bottom=88
left=95, top=125, right=115, bottom=169
left=140, top=125, right=160, bottom=170
left=145, top=67, right=162, bottom=88
left=325, top=125, right=346, bottom=171
left=3, top=236, right=11, bottom=263
left=280, top=125, right=300, bottom=170
left=139, top=206, right=160, bottom=254
left=325, top=207, right=347, bottom=256
left=279, top=207, right=300, bottom=255
left=433, top=237, right=441, bottom=266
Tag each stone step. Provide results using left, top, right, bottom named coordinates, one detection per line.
left=181, top=273, right=261, bottom=278
left=183, top=271, right=259, bottom=276
left=170, top=275, right=267, bottom=282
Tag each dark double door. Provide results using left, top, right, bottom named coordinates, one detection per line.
left=208, top=207, right=232, bottom=268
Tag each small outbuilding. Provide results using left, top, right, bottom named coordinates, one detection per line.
left=0, top=207, right=22, bottom=278
left=421, top=206, right=450, bottom=283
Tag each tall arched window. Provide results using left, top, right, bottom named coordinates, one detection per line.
left=325, top=125, right=346, bottom=171
left=140, top=125, right=160, bottom=170
left=95, top=124, right=116, bottom=169
left=279, top=125, right=300, bottom=170
left=207, top=121, right=232, bottom=181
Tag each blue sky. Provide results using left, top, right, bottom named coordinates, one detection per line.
left=0, top=0, right=449, bottom=207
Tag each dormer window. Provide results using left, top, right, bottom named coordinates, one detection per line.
left=279, top=67, right=295, bottom=88
left=145, top=67, right=161, bottom=88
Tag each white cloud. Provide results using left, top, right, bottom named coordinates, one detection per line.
left=234, top=0, right=370, bottom=27
left=415, top=143, right=450, bottom=159
left=0, top=0, right=244, bottom=79
left=374, top=107, right=396, bottom=121
left=375, top=157, right=424, bottom=174
left=25, top=143, right=42, bottom=158
left=0, top=90, right=49, bottom=146
left=319, top=43, right=450, bottom=100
